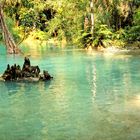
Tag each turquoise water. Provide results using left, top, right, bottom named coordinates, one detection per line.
left=0, top=46, right=140, bottom=140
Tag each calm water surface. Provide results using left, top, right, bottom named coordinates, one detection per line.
left=0, top=46, right=140, bottom=140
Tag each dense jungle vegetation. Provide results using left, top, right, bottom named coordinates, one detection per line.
left=0, top=0, right=140, bottom=51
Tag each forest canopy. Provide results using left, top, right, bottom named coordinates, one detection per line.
left=0, top=0, right=140, bottom=50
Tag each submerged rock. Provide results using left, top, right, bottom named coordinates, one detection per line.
left=1, top=57, right=53, bottom=82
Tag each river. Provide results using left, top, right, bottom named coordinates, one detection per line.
left=0, top=45, right=140, bottom=140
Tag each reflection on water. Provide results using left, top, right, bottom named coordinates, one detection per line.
left=0, top=47, right=140, bottom=140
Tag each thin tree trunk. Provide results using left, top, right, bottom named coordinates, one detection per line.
left=90, top=0, right=94, bottom=37
left=0, top=5, right=21, bottom=54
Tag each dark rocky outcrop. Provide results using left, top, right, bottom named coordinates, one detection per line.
left=1, top=57, right=53, bottom=82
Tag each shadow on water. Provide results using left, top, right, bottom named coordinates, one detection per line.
left=0, top=80, right=52, bottom=97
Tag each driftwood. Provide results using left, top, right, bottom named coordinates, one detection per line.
left=1, top=57, right=53, bottom=82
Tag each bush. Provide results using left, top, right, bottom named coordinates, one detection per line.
left=126, top=9, right=140, bottom=41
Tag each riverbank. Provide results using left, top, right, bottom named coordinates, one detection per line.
left=88, top=41, right=140, bottom=55
left=102, top=47, right=140, bottom=56
left=1, top=38, right=140, bottom=56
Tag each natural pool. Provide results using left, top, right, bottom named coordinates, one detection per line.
left=0, top=46, right=140, bottom=140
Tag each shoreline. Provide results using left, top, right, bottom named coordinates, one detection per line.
left=1, top=40, right=140, bottom=55
left=100, top=46, right=140, bottom=55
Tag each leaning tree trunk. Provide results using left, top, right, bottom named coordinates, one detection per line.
left=0, top=5, right=20, bottom=54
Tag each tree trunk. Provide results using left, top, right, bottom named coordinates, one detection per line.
left=0, top=5, right=21, bottom=54
left=90, top=0, right=94, bottom=37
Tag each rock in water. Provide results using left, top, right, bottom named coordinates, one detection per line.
left=1, top=57, right=53, bottom=82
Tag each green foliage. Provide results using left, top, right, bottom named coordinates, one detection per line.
left=19, top=8, right=37, bottom=28
left=80, top=24, right=113, bottom=48
left=126, top=9, right=140, bottom=41
left=33, top=30, right=46, bottom=40
left=95, top=24, right=113, bottom=39
left=5, top=17, right=20, bottom=43
left=1, top=0, right=140, bottom=47
left=45, top=0, right=87, bottom=44
left=113, top=29, right=126, bottom=40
